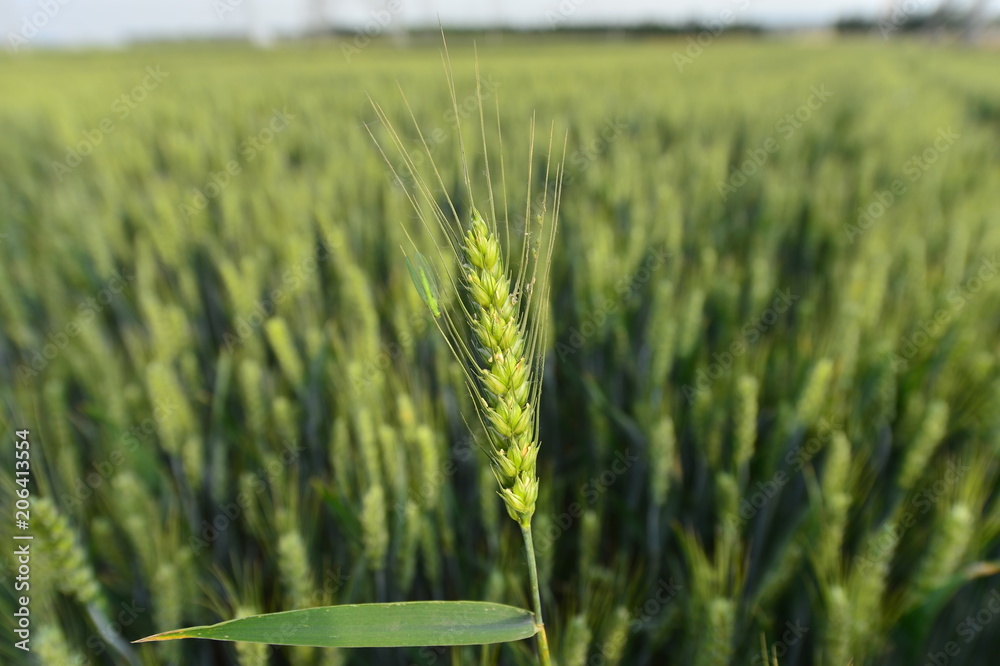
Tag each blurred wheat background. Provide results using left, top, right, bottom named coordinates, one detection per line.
left=1, top=37, right=999, bottom=665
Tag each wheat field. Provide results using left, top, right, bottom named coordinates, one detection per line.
left=1, top=36, right=999, bottom=665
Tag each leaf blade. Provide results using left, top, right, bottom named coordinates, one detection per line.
left=135, top=601, right=537, bottom=648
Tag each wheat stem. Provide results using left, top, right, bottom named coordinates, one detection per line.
left=522, top=524, right=553, bottom=666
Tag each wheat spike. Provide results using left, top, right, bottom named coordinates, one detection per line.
left=35, top=624, right=85, bottom=666
left=823, top=584, right=852, bottom=666
left=733, top=375, right=759, bottom=470
left=697, top=598, right=734, bottom=666
left=912, top=502, right=972, bottom=601
left=899, top=399, right=949, bottom=490
left=564, top=613, right=592, bottom=666
left=462, top=212, right=540, bottom=524
left=361, top=483, right=389, bottom=571
left=34, top=497, right=104, bottom=609
left=649, top=415, right=676, bottom=508
left=601, top=606, right=631, bottom=666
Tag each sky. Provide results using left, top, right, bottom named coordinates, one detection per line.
left=3, top=0, right=998, bottom=49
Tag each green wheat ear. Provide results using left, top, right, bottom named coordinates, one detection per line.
left=368, top=39, right=564, bottom=665
left=405, top=251, right=442, bottom=317
left=463, top=208, right=540, bottom=525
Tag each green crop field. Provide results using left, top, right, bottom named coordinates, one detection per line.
left=1, top=36, right=999, bottom=665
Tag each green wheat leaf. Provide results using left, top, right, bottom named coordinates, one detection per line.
left=134, top=601, right=537, bottom=648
